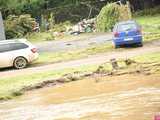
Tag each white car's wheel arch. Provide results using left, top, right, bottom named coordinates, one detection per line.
left=13, top=56, right=28, bottom=69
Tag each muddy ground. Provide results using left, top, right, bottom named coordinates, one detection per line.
left=0, top=37, right=160, bottom=119
left=0, top=62, right=160, bottom=120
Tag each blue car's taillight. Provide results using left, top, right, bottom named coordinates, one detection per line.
left=136, top=29, right=142, bottom=34
left=114, top=32, right=119, bottom=37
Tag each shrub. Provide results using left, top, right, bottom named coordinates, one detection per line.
left=4, top=14, right=36, bottom=39
left=26, top=32, right=54, bottom=42
left=52, top=21, right=72, bottom=32
left=96, top=3, right=132, bottom=32
left=96, top=3, right=119, bottom=32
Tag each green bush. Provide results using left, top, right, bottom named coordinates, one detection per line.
left=52, top=21, right=72, bottom=32
left=96, top=3, right=132, bottom=32
left=4, top=14, right=36, bottom=39
left=96, top=4, right=120, bottom=32
left=26, top=32, right=54, bottom=42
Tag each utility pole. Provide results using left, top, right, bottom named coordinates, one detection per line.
left=0, top=11, right=6, bottom=40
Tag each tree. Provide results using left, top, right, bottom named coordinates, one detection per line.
left=0, top=0, right=45, bottom=19
left=129, top=0, right=160, bottom=10
left=1, top=0, right=160, bottom=22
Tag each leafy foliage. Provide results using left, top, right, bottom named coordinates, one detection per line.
left=52, top=21, right=72, bottom=32
left=4, top=14, right=36, bottom=39
left=0, top=0, right=160, bottom=20
left=96, top=3, right=120, bottom=32
left=96, top=3, right=132, bottom=32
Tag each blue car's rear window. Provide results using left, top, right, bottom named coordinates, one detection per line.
left=117, top=23, right=137, bottom=32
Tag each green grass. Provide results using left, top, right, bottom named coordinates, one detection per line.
left=1, top=14, right=160, bottom=100
left=1, top=52, right=160, bottom=100
left=135, top=15, right=160, bottom=33
left=26, top=31, right=104, bottom=43
left=135, top=14, right=160, bottom=42
left=133, top=52, right=160, bottom=63
left=36, top=37, right=158, bottom=65
left=36, top=34, right=159, bottom=65
left=54, top=33, right=102, bottom=41
left=30, top=15, right=160, bottom=64
left=0, top=64, right=99, bottom=100
left=36, top=43, right=113, bottom=65
left=26, top=32, right=55, bottom=43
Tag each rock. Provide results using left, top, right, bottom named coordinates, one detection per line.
left=110, top=58, right=119, bottom=69
left=124, top=59, right=136, bottom=66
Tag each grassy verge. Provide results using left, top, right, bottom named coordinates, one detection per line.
left=0, top=52, right=160, bottom=100
left=26, top=31, right=105, bottom=43
left=133, top=52, right=160, bottom=63
left=27, top=15, right=160, bottom=66
left=135, top=14, right=160, bottom=42
left=36, top=34, right=159, bottom=65
left=26, top=32, right=55, bottom=43
left=135, top=15, right=160, bottom=33
left=36, top=42, right=113, bottom=65
left=54, top=32, right=105, bottom=41
left=0, top=64, right=98, bottom=100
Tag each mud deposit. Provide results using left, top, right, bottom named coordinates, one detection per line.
left=0, top=74, right=160, bottom=120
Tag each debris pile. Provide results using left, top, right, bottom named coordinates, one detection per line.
left=68, top=18, right=96, bottom=35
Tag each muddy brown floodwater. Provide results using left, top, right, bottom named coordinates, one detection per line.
left=0, top=74, right=160, bottom=120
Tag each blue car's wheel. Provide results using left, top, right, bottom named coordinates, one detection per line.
left=138, top=42, right=143, bottom=47
left=114, top=44, right=119, bottom=49
left=113, top=41, right=120, bottom=49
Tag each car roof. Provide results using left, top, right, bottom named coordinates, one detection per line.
left=0, top=39, right=28, bottom=45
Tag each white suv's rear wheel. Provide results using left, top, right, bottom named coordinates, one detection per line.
left=14, top=57, right=28, bottom=69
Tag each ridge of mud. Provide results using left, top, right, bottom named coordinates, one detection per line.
left=0, top=60, right=160, bottom=102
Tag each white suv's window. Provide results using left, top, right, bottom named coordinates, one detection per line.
left=0, top=44, right=10, bottom=53
left=0, top=43, right=28, bottom=53
left=10, top=43, right=28, bottom=50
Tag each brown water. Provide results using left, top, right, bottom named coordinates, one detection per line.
left=0, top=74, right=160, bottom=120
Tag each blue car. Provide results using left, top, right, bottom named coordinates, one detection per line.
left=113, top=20, right=143, bottom=48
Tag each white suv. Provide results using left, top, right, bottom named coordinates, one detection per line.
left=0, top=39, right=38, bottom=69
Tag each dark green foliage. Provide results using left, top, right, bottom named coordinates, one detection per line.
left=52, top=21, right=72, bottom=32
left=0, top=0, right=45, bottom=18
left=4, top=14, right=36, bottom=39
left=0, top=0, right=160, bottom=21
left=134, top=5, right=160, bottom=16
